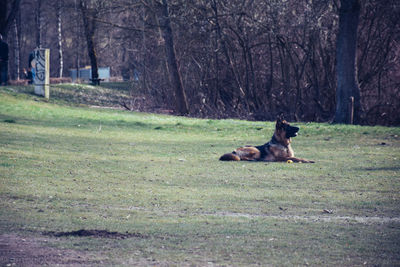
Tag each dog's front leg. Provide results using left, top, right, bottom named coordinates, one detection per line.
left=286, top=157, right=315, bottom=163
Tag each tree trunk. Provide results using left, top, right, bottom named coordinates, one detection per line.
left=333, top=0, right=362, bottom=124
left=79, top=0, right=99, bottom=85
left=0, top=1, right=6, bottom=35
left=157, top=0, right=189, bottom=115
left=141, top=4, right=148, bottom=92
left=74, top=0, right=80, bottom=81
left=57, top=0, right=64, bottom=78
left=13, top=17, right=21, bottom=80
left=36, top=0, right=42, bottom=48
left=0, top=0, right=21, bottom=37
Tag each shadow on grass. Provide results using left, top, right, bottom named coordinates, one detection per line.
left=0, top=108, right=237, bottom=134
left=0, top=112, right=167, bottom=132
left=5, top=83, right=133, bottom=108
left=361, top=167, right=400, bottom=172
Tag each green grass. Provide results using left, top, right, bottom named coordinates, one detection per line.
left=1, top=84, right=400, bottom=266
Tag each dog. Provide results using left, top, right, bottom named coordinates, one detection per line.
left=219, top=116, right=314, bottom=163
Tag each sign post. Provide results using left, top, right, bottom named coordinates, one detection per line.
left=33, top=48, right=50, bottom=99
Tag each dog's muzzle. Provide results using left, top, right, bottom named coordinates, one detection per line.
left=286, top=126, right=299, bottom=138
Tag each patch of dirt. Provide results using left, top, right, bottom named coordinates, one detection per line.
left=0, top=234, right=107, bottom=267
left=45, top=229, right=147, bottom=239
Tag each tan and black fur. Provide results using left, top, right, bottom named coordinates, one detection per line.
left=219, top=117, right=314, bottom=163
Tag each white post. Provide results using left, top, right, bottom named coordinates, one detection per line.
left=33, top=48, right=50, bottom=99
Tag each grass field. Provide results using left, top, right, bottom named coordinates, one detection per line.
left=1, top=84, right=400, bottom=266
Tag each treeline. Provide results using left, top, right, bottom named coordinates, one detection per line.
left=3, top=0, right=400, bottom=125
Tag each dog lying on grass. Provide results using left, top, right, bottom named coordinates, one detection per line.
left=219, top=117, right=314, bottom=163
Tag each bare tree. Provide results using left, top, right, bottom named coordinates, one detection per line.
left=13, top=14, right=21, bottom=80
left=79, top=0, right=99, bottom=85
left=333, top=0, right=362, bottom=124
left=35, top=0, right=43, bottom=47
left=0, top=0, right=21, bottom=37
left=57, top=0, right=64, bottom=78
left=155, top=0, right=189, bottom=115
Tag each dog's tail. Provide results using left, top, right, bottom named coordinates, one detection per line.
left=219, top=152, right=240, bottom=161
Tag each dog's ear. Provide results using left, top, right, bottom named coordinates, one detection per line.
left=276, top=117, right=283, bottom=129
left=276, top=113, right=284, bottom=128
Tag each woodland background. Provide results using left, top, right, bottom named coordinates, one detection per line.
left=1, top=0, right=400, bottom=125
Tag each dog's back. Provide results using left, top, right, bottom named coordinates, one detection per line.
left=219, top=146, right=261, bottom=161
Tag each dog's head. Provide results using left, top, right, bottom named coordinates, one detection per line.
left=274, top=116, right=299, bottom=144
